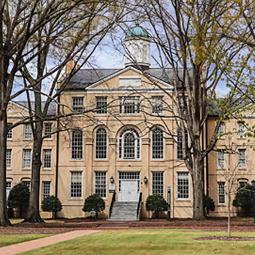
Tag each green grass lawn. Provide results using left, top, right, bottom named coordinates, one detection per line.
left=0, top=234, right=50, bottom=248
left=19, top=229, right=255, bottom=255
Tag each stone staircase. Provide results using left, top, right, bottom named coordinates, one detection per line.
left=108, top=202, right=139, bottom=221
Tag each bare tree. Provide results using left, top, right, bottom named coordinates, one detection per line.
left=118, top=0, right=251, bottom=220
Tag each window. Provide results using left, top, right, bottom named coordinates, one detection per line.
left=119, top=96, right=140, bottom=114
left=217, top=122, right=225, bottom=137
left=23, top=149, right=32, bottom=168
left=238, top=149, right=246, bottom=168
left=23, top=181, right=31, bottom=192
left=7, top=123, right=12, bottom=139
left=177, top=172, right=189, bottom=199
left=238, top=122, right=245, bottom=138
left=217, top=150, right=225, bottom=169
left=152, top=172, right=164, bottom=196
left=151, top=96, right=164, bottom=114
left=152, top=128, right=164, bottom=159
left=6, top=181, right=12, bottom=200
left=44, top=123, right=52, bottom=139
left=43, top=149, right=52, bottom=169
left=96, top=97, right=108, bottom=114
left=95, top=128, right=107, bottom=159
left=94, top=171, right=107, bottom=198
left=72, top=97, right=84, bottom=113
left=42, top=181, right=51, bottom=200
left=218, top=182, right=226, bottom=204
left=177, top=128, right=188, bottom=160
left=6, top=149, right=12, bottom=169
left=24, top=124, right=33, bottom=139
left=70, top=171, right=82, bottom=198
left=71, top=129, right=83, bottom=159
left=119, top=129, right=140, bottom=159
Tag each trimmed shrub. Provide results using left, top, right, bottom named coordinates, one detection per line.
left=233, top=183, right=253, bottom=215
left=146, top=194, right=168, bottom=218
left=203, top=194, right=215, bottom=215
left=7, top=182, right=29, bottom=209
left=82, top=194, right=105, bottom=218
left=41, top=195, right=62, bottom=215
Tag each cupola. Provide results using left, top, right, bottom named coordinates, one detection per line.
left=124, top=24, right=151, bottom=70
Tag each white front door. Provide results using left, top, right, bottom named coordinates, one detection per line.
left=119, top=180, right=139, bottom=202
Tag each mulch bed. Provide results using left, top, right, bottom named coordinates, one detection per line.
left=1, top=218, right=255, bottom=235
left=195, top=236, right=255, bottom=241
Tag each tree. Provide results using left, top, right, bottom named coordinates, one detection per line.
left=120, top=0, right=251, bottom=220
left=7, top=183, right=29, bottom=210
left=146, top=194, right=168, bottom=218
left=19, top=0, right=122, bottom=223
left=82, top=194, right=105, bottom=218
left=0, top=0, right=95, bottom=226
left=41, top=195, right=62, bottom=218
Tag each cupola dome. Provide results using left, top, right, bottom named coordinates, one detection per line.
left=125, top=24, right=149, bottom=39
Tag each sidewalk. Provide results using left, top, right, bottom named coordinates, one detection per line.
left=0, top=230, right=101, bottom=255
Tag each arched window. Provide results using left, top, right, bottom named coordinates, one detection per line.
left=119, top=129, right=140, bottom=159
left=152, top=128, right=164, bottom=159
left=95, top=128, right=107, bottom=159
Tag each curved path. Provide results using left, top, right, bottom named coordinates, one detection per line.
left=0, top=230, right=101, bottom=255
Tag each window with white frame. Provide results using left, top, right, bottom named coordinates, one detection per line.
left=152, top=172, right=164, bottom=196
left=42, top=181, right=51, bottom=200
left=152, top=128, right=164, bottom=159
left=217, top=150, right=225, bottom=169
left=24, top=124, right=33, bottom=139
left=23, top=149, right=32, bottom=168
left=6, top=181, right=12, bottom=200
left=151, top=96, right=164, bottom=114
left=217, top=122, right=225, bottom=137
left=7, top=123, right=12, bottom=139
left=71, top=129, right=83, bottom=159
left=96, top=96, right=108, bottom=114
left=94, top=171, right=107, bottom=198
left=23, top=181, right=31, bottom=192
left=6, top=149, right=12, bottom=169
left=95, top=128, right=107, bottom=159
left=44, top=123, right=52, bottom=139
left=238, top=122, right=246, bottom=138
left=119, top=129, right=140, bottom=159
left=218, top=182, right=226, bottom=204
left=177, top=172, right=189, bottom=199
left=177, top=128, right=188, bottom=160
left=43, top=149, right=52, bottom=169
left=119, top=96, right=140, bottom=114
left=238, top=149, right=246, bottom=168
left=70, top=171, right=82, bottom=198
left=72, top=97, right=84, bottom=113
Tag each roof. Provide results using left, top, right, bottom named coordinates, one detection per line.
left=12, top=101, right=56, bottom=116
left=64, top=67, right=191, bottom=90
left=125, top=24, right=149, bottom=39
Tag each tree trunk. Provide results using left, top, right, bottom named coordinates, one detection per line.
left=0, top=117, right=11, bottom=226
left=24, top=121, right=44, bottom=223
left=228, top=192, right=231, bottom=237
left=0, top=49, right=11, bottom=226
left=192, top=156, right=205, bottom=220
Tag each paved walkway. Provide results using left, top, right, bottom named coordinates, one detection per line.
left=0, top=230, right=101, bottom=255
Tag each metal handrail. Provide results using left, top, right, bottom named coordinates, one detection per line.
left=109, top=191, right=116, bottom=218
left=137, top=192, right=142, bottom=220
